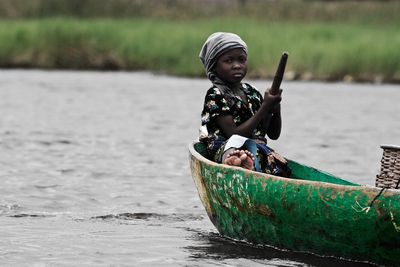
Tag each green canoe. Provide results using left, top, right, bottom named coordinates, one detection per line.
left=189, top=142, right=400, bottom=266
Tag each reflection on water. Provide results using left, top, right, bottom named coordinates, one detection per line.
left=185, top=230, right=374, bottom=267
left=1, top=70, right=398, bottom=265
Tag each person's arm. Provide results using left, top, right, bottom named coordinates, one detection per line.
left=216, top=89, right=282, bottom=138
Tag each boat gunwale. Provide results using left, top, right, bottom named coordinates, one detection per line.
left=189, top=142, right=400, bottom=194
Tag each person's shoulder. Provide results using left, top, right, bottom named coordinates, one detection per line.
left=243, top=82, right=261, bottom=94
left=243, top=82, right=258, bottom=90
left=243, top=83, right=263, bottom=102
left=206, top=85, right=223, bottom=96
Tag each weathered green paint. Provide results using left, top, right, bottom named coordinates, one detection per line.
left=189, top=142, right=400, bottom=266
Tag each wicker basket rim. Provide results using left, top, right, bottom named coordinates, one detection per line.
left=380, top=144, right=400, bottom=150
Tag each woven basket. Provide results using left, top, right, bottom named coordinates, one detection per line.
left=376, top=144, right=400, bottom=189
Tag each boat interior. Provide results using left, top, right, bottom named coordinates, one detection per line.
left=193, top=142, right=359, bottom=186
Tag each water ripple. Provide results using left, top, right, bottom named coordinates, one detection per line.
left=10, top=213, right=56, bottom=218
left=91, top=212, right=203, bottom=222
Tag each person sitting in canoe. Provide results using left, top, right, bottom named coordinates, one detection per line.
left=198, top=32, right=290, bottom=177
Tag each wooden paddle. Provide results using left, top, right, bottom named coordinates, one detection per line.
left=270, top=52, right=288, bottom=95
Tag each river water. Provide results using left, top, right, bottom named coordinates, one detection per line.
left=0, top=70, right=399, bottom=266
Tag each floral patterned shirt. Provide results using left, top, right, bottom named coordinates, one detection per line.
left=201, top=83, right=268, bottom=145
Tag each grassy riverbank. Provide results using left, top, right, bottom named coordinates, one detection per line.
left=1, top=1, right=400, bottom=82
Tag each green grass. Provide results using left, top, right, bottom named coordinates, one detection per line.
left=0, top=17, right=399, bottom=82
left=1, top=0, right=400, bottom=26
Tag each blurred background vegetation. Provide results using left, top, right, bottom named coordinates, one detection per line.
left=0, top=0, right=399, bottom=82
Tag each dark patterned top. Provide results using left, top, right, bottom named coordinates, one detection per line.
left=200, top=83, right=268, bottom=157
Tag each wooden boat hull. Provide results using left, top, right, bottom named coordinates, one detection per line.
left=189, top=142, right=400, bottom=266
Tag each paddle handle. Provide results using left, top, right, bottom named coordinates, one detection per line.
left=270, top=52, right=288, bottom=95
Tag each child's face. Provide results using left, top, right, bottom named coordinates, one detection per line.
left=215, top=48, right=247, bottom=84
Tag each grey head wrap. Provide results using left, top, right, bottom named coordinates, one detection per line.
left=199, top=32, right=248, bottom=106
